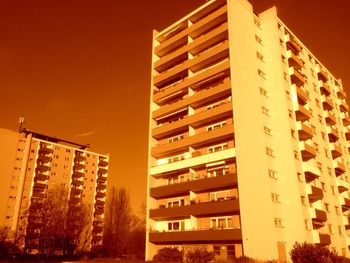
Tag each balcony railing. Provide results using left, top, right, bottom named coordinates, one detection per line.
left=150, top=198, right=239, bottom=220
left=149, top=228, right=242, bottom=244
left=150, top=173, right=237, bottom=198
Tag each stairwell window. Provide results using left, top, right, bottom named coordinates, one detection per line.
left=264, top=126, right=272, bottom=136
left=271, top=193, right=280, bottom=203
left=255, top=34, right=262, bottom=45
left=257, top=52, right=265, bottom=62
left=260, top=87, right=268, bottom=97
left=266, top=147, right=274, bottom=157
left=262, top=106, right=270, bottom=116
left=268, top=169, right=277, bottom=179
left=258, top=69, right=267, bottom=79
left=274, top=218, right=283, bottom=228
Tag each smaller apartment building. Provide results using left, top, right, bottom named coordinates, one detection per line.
left=0, top=128, right=109, bottom=252
left=146, top=0, right=350, bottom=261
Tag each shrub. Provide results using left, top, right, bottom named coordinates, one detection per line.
left=290, top=242, right=341, bottom=263
left=186, top=247, right=215, bottom=263
left=233, top=256, right=257, bottom=263
left=153, top=247, right=182, bottom=262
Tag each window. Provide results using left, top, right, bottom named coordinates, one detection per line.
left=208, top=143, right=228, bottom=154
left=294, top=151, right=299, bottom=160
left=304, top=219, right=311, bottom=230
left=331, top=185, right=336, bottom=195
left=274, top=218, right=283, bottom=228
left=257, top=52, right=264, bottom=62
left=211, top=217, right=233, bottom=229
left=327, top=167, right=332, bottom=176
left=254, top=17, right=262, bottom=29
left=260, top=87, right=268, bottom=97
left=335, top=206, right=340, bottom=215
left=168, top=221, right=184, bottom=232
left=255, top=34, right=262, bottom=44
left=338, top=225, right=343, bottom=236
left=328, top=224, right=333, bottom=234
left=168, top=134, right=185, bottom=143
left=291, top=129, right=296, bottom=139
left=207, top=121, right=226, bottom=131
left=266, top=147, right=274, bottom=157
left=301, top=196, right=307, bottom=206
left=264, top=126, right=272, bottom=135
left=324, top=148, right=329, bottom=158
left=258, top=69, right=266, bottom=79
left=297, top=172, right=303, bottom=182
left=262, top=106, right=270, bottom=116
left=283, top=72, right=288, bottom=80
left=271, top=193, right=280, bottom=202
left=288, top=110, right=293, bottom=118
left=318, top=114, right=323, bottom=124
left=314, top=143, right=319, bottom=153
left=325, top=203, right=330, bottom=213
left=268, top=169, right=277, bottom=179
left=281, top=55, right=286, bottom=64
left=321, top=182, right=326, bottom=192
left=321, top=132, right=326, bottom=140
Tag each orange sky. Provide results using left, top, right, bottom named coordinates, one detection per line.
left=0, top=0, right=349, bottom=214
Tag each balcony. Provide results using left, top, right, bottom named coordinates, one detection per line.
left=340, top=101, right=349, bottom=113
left=97, top=183, right=107, bottom=191
left=152, top=124, right=234, bottom=158
left=319, top=80, right=331, bottom=96
left=341, top=197, right=350, bottom=212
left=285, top=34, right=301, bottom=53
left=289, top=68, right=306, bottom=86
left=99, top=159, right=108, bottom=167
left=152, top=102, right=232, bottom=139
left=34, top=173, right=49, bottom=181
left=321, top=95, right=334, bottom=111
left=337, top=178, right=349, bottom=193
left=308, top=185, right=323, bottom=202
left=330, top=143, right=342, bottom=159
left=318, top=233, right=331, bottom=246
left=343, top=113, right=350, bottom=126
left=303, top=162, right=320, bottom=182
left=311, top=208, right=327, bottom=223
left=74, top=155, right=85, bottom=162
left=36, top=164, right=50, bottom=172
left=324, top=111, right=336, bottom=125
left=72, top=179, right=83, bottom=186
left=98, top=167, right=108, bottom=175
left=33, top=182, right=47, bottom=190
left=149, top=228, right=242, bottom=244
left=299, top=142, right=316, bottom=161
left=316, top=65, right=328, bottom=82
left=294, top=103, right=311, bottom=122
left=71, top=188, right=82, bottom=195
left=150, top=173, right=237, bottom=199
left=293, top=85, right=309, bottom=105
left=152, top=77, right=231, bottom=120
left=96, top=192, right=106, bottom=199
left=297, top=122, right=313, bottom=141
left=338, top=89, right=347, bottom=100
left=74, top=162, right=85, bottom=170
left=345, top=127, right=350, bottom=140
left=153, top=59, right=230, bottom=104
left=38, top=146, right=53, bottom=154
left=333, top=160, right=346, bottom=176
left=327, top=126, right=339, bottom=142
left=37, top=155, right=52, bottom=163
left=287, top=50, right=303, bottom=70
left=72, top=171, right=84, bottom=178
left=149, top=198, right=239, bottom=220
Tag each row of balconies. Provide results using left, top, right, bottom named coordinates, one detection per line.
left=155, top=4, right=227, bottom=57
left=149, top=228, right=242, bottom=244
left=150, top=198, right=239, bottom=221
left=155, top=22, right=228, bottom=73
left=153, top=77, right=231, bottom=120
left=153, top=100, right=232, bottom=139
left=153, top=57, right=230, bottom=104
left=150, top=172, right=237, bottom=199
left=152, top=124, right=234, bottom=158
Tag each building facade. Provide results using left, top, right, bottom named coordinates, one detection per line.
left=146, top=0, right=350, bottom=261
left=0, top=128, right=108, bottom=253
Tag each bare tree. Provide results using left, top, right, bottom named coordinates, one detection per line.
left=103, top=187, right=132, bottom=257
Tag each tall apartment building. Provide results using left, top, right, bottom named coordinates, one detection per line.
left=146, top=0, right=350, bottom=261
left=0, top=128, right=109, bottom=253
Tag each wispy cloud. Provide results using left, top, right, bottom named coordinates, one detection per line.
left=75, top=130, right=95, bottom=137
